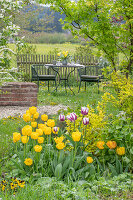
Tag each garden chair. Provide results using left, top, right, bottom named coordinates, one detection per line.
left=77, top=65, right=103, bottom=93
left=31, top=64, right=59, bottom=91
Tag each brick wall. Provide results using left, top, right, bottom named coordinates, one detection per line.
left=0, top=82, right=37, bottom=106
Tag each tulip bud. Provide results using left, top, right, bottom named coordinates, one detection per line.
left=59, top=114, right=65, bottom=121
left=81, top=107, right=89, bottom=115
left=52, top=127, right=59, bottom=134
left=83, top=117, right=89, bottom=125
left=67, top=112, right=77, bottom=122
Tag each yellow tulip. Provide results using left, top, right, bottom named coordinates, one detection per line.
left=31, top=132, right=39, bottom=139
left=22, top=125, right=32, bottom=136
left=54, top=136, right=64, bottom=144
left=72, top=131, right=81, bottom=142
left=21, top=136, right=29, bottom=144
left=23, top=113, right=31, bottom=122
left=57, top=52, right=61, bottom=57
left=29, top=106, right=37, bottom=115
left=36, top=128, right=43, bottom=136
left=86, top=156, right=93, bottom=164
left=47, top=119, right=55, bottom=127
left=34, top=145, right=42, bottom=152
left=24, top=158, right=33, bottom=166
left=56, top=142, right=65, bottom=150
left=44, top=127, right=51, bottom=135
left=38, top=124, right=46, bottom=131
left=106, top=141, right=117, bottom=149
left=31, top=122, right=37, bottom=128
left=38, top=137, right=44, bottom=144
left=116, top=147, right=125, bottom=156
left=33, top=112, right=39, bottom=119
left=41, top=114, right=48, bottom=121
left=13, top=132, right=21, bottom=143
left=97, top=141, right=105, bottom=149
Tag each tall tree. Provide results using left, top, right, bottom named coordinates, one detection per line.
left=37, top=0, right=133, bottom=77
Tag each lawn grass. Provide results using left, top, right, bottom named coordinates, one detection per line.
left=38, top=83, right=119, bottom=116
left=0, top=175, right=132, bottom=200
left=9, top=43, right=80, bottom=55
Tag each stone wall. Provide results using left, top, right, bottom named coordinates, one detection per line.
left=0, top=82, right=37, bottom=106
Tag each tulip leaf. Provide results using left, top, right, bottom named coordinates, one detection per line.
left=54, top=163, right=62, bottom=178
left=11, top=158, right=23, bottom=170
left=63, top=133, right=75, bottom=146
left=95, top=157, right=103, bottom=172
left=108, top=163, right=118, bottom=176
left=62, top=156, right=70, bottom=172
left=58, top=150, right=64, bottom=164
left=74, top=155, right=85, bottom=170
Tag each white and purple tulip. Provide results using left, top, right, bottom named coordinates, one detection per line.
left=59, top=114, right=65, bottom=121
left=83, top=117, right=89, bottom=125
left=53, top=127, right=58, bottom=133
left=67, top=112, right=77, bottom=122
left=81, top=107, right=89, bottom=115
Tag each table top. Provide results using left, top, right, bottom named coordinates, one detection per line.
left=45, top=63, right=85, bottom=68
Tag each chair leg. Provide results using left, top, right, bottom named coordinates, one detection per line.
left=65, top=79, right=67, bottom=93
left=55, top=80, right=57, bottom=92
left=78, top=80, right=81, bottom=93
left=97, top=81, right=99, bottom=94
left=37, top=80, right=39, bottom=90
left=48, top=81, right=49, bottom=91
left=85, top=82, right=86, bottom=91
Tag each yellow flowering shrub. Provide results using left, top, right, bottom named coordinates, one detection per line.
left=66, top=104, right=107, bottom=152
left=110, top=71, right=133, bottom=118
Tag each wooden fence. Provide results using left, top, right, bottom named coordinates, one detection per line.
left=17, top=54, right=100, bottom=81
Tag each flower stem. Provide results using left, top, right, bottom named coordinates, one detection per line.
left=73, top=142, right=77, bottom=167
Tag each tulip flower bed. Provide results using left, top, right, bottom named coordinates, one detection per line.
left=0, top=105, right=132, bottom=199
left=1, top=104, right=132, bottom=181
left=1, top=71, right=133, bottom=198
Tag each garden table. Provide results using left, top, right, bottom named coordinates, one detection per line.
left=45, top=63, right=85, bottom=94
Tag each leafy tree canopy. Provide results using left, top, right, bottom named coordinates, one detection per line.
left=37, top=0, right=133, bottom=76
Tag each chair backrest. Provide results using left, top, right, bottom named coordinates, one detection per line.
left=78, top=65, right=102, bottom=76
left=31, top=64, right=58, bottom=77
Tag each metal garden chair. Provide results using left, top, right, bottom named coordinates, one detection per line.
left=31, top=64, right=59, bottom=91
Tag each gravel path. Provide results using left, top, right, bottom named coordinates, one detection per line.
left=0, top=105, right=68, bottom=119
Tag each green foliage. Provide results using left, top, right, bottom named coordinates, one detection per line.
left=39, top=0, right=133, bottom=75
left=102, top=111, right=133, bottom=172
left=0, top=174, right=132, bottom=199
left=75, top=45, right=92, bottom=57
left=18, top=31, right=79, bottom=44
